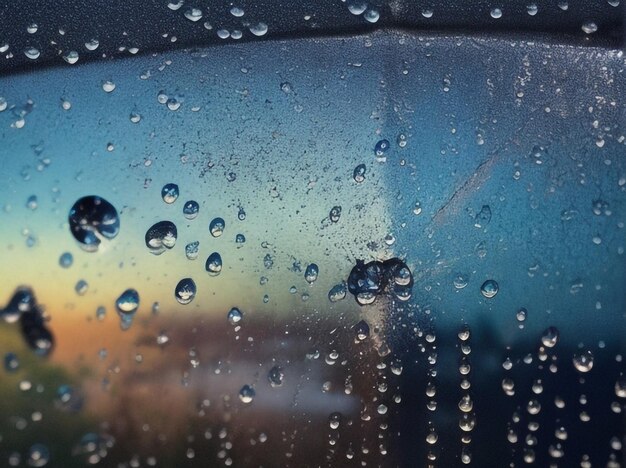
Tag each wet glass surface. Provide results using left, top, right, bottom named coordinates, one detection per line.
left=0, top=1, right=625, bottom=466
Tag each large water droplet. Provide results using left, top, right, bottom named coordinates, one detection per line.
left=145, top=221, right=177, bottom=255
left=24, top=47, right=40, bottom=59
left=209, top=217, right=225, bottom=237
left=68, top=196, right=120, bottom=252
left=480, top=280, right=499, bottom=298
left=175, top=278, right=196, bottom=305
left=206, top=252, right=223, bottom=276
left=161, top=183, right=179, bottom=204
left=374, top=139, right=390, bottom=160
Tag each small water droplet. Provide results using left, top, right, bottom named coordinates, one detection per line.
left=28, top=443, right=50, bottom=467
left=490, top=8, right=503, bottom=19
left=374, top=139, right=390, bottom=161
left=582, top=22, right=598, bottom=34
left=161, top=183, right=179, bottom=204
left=305, top=263, right=319, bottom=283
left=480, top=280, right=499, bottom=298
left=24, top=47, right=40, bottom=60
left=85, top=39, right=99, bottom=51
left=228, top=307, right=243, bottom=325
left=62, top=50, right=79, bottom=64
left=4, top=352, right=19, bottom=372
left=328, top=282, right=347, bottom=302
left=185, top=241, right=199, bottom=260
left=184, top=8, right=203, bottom=21
left=101, top=80, right=116, bottom=93
left=75, top=280, right=89, bottom=296
left=268, top=365, right=284, bottom=387
left=209, top=217, right=225, bottom=237
left=239, top=384, right=255, bottom=403
left=453, top=273, right=469, bottom=289
left=145, top=221, right=177, bottom=255
left=354, top=320, right=370, bottom=341
left=205, top=252, right=223, bottom=276
left=249, top=22, right=268, bottom=36
left=573, top=350, right=594, bottom=373
left=364, top=9, right=380, bottom=23
left=183, top=200, right=199, bottom=219
left=541, top=326, right=559, bottom=348
left=353, top=163, right=366, bottom=183
left=329, top=206, right=342, bottom=223
left=175, top=278, right=196, bottom=305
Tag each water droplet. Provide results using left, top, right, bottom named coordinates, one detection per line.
left=374, top=139, right=390, bottom=160
left=205, top=252, right=223, bottom=276
left=184, top=8, right=203, bottom=21
left=56, top=384, right=83, bottom=412
left=145, top=221, right=177, bottom=255
left=28, top=443, right=50, bottom=467
left=161, top=183, right=179, bottom=204
left=582, top=22, right=598, bottom=34
left=364, top=9, right=380, bottom=23
left=24, top=47, right=40, bottom=59
left=516, top=307, right=527, bottom=322
left=329, top=412, right=342, bottom=429
left=175, top=278, right=196, bottom=305
left=209, top=217, right=225, bottom=237
left=249, top=22, right=268, bottom=36
left=101, top=80, right=116, bottom=93
left=235, top=233, right=246, bottom=245
left=96, top=306, right=106, bottom=321
left=237, top=207, right=246, bottom=221
left=230, top=6, right=244, bottom=16
left=185, top=241, right=199, bottom=260
left=474, top=205, right=492, bottom=228
left=4, top=352, right=19, bottom=372
left=348, top=2, right=367, bottom=15
left=490, top=8, right=503, bottom=19
left=62, top=50, right=79, bottom=64
left=354, top=320, right=370, bottom=341
left=422, top=8, right=434, bottom=18
left=453, top=273, right=469, bottom=289
left=328, top=282, right=347, bottom=302
left=26, top=195, right=38, bottom=210
left=527, top=3, right=538, bottom=15
left=227, top=307, right=242, bottom=325
left=329, top=206, right=342, bottom=223
left=347, top=258, right=413, bottom=305
left=573, top=350, right=594, bottom=373
left=183, top=200, right=199, bottom=219
left=541, top=326, right=559, bottom=348
left=268, top=365, right=284, bottom=387
left=27, top=23, right=38, bottom=34
left=75, top=280, right=89, bottom=296
left=68, top=196, right=120, bottom=252
left=85, top=39, right=99, bottom=51
left=116, top=289, right=139, bottom=315
left=480, top=280, right=499, bottom=298
left=217, top=29, right=230, bottom=39
left=305, top=263, right=319, bottom=283
left=353, top=163, right=366, bottom=183
left=239, top=384, right=255, bottom=403
left=129, top=111, right=141, bottom=123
